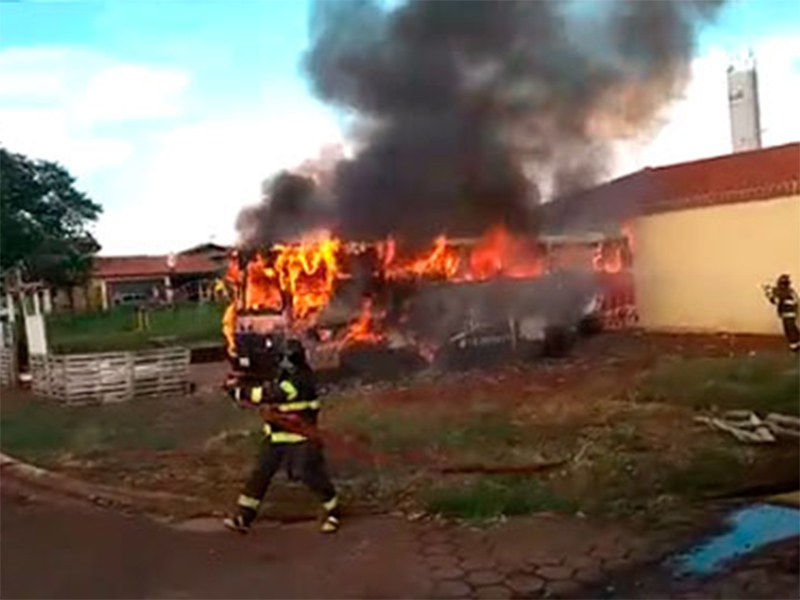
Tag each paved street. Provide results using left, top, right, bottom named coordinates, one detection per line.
left=1, top=479, right=428, bottom=599
left=2, top=475, right=798, bottom=599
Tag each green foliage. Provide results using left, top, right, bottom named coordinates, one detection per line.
left=0, top=148, right=101, bottom=285
left=425, top=475, right=576, bottom=520
left=637, top=354, right=799, bottom=415
left=46, top=302, right=226, bottom=352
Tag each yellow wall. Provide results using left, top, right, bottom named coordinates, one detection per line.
left=632, top=194, right=800, bottom=334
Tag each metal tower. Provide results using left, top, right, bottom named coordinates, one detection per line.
left=727, top=51, right=762, bottom=153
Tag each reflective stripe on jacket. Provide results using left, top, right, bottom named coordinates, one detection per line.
left=232, top=365, right=320, bottom=443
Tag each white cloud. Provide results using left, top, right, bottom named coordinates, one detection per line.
left=0, top=47, right=101, bottom=101
left=73, top=64, right=189, bottom=124
left=0, top=45, right=344, bottom=255
left=93, top=106, right=343, bottom=255
left=0, top=46, right=190, bottom=178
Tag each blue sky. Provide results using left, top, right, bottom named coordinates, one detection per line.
left=1, top=0, right=798, bottom=254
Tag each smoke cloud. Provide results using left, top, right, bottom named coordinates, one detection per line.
left=235, top=171, right=331, bottom=250
left=238, top=0, right=725, bottom=246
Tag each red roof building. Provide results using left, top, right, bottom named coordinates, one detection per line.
left=546, top=143, right=800, bottom=335
left=91, top=248, right=227, bottom=309
left=545, top=142, right=800, bottom=233
left=93, top=254, right=220, bottom=281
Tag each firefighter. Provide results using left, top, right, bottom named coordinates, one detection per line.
left=223, top=339, right=341, bottom=534
left=764, top=274, right=799, bottom=352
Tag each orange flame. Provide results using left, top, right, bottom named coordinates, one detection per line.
left=592, top=240, right=627, bottom=274
left=245, top=254, right=283, bottom=312
left=465, top=225, right=545, bottom=280
left=226, top=232, right=341, bottom=326
left=381, top=226, right=544, bottom=283
left=273, top=235, right=340, bottom=321
left=224, top=223, right=634, bottom=354
left=222, top=303, right=237, bottom=357
left=343, top=298, right=385, bottom=345
left=384, top=235, right=460, bottom=281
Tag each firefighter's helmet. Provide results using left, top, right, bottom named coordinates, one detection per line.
left=778, top=274, right=791, bottom=287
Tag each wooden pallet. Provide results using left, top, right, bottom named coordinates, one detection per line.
left=0, top=346, right=14, bottom=387
left=30, top=347, right=190, bottom=404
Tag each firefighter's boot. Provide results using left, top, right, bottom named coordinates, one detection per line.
left=223, top=514, right=251, bottom=534
left=321, top=514, right=340, bottom=533
left=320, top=496, right=340, bottom=533
left=224, top=498, right=258, bottom=534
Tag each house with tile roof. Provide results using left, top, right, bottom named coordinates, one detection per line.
left=544, top=143, right=800, bottom=334
left=89, top=246, right=228, bottom=310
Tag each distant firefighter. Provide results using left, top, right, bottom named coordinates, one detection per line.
left=763, top=274, right=799, bottom=352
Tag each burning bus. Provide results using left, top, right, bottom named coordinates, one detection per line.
left=221, top=225, right=635, bottom=376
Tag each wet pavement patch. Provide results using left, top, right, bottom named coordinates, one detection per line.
left=670, top=504, right=800, bottom=576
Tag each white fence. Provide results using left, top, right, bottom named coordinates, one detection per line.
left=30, top=347, right=190, bottom=404
left=0, top=317, right=15, bottom=387
left=0, top=345, right=14, bottom=387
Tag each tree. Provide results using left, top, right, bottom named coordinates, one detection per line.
left=1, top=148, right=102, bottom=292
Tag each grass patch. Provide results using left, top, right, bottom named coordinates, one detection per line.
left=0, top=393, right=254, bottom=463
left=425, top=475, right=576, bottom=520
left=46, top=303, right=225, bottom=353
left=0, top=400, right=71, bottom=459
left=0, top=398, right=177, bottom=462
left=663, top=445, right=745, bottom=498
left=638, top=354, right=799, bottom=415
left=326, top=396, right=525, bottom=456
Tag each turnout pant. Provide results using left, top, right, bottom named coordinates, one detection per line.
left=237, top=438, right=338, bottom=524
left=783, top=317, right=800, bottom=352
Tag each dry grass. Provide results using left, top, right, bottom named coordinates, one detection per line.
left=3, top=334, right=796, bottom=522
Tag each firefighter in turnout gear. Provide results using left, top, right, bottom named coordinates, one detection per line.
left=223, top=339, right=341, bottom=534
left=764, top=274, right=799, bottom=352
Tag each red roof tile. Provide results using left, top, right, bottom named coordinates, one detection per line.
left=642, top=142, right=800, bottom=214
left=93, top=253, right=221, bottom=280
left=545, top=143, right=800, bottom=231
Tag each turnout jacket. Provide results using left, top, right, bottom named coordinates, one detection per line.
left=228, top=365, right=321, bottom=444
left=768, top=287, right=799, bottom=319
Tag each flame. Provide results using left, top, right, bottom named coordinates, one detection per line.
left=273, top=234, right=340, bottom=321
left=342, top=298, right=385, bottom=345
left=224, top=223, right=635, bottom=355
left=222, top=303, right=237, bottom=357
left=229, top=231, right=340, bottom=322
left=466, top=225, right=545, bottom=280
left=381, top=226, right=544, bottom=283
left=384, top=235, right=460, bottom=281
left=245, top=254, right=283, bottom=312
left=592, top=239, right=628, bottom=274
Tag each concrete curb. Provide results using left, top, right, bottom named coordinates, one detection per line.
left=0, top=452, right=207, bottom=515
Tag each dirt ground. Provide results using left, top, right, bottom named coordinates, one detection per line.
left=1, top=331, right=797, bottom=524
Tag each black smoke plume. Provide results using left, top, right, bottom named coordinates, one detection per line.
left=238, top=0, right=724, bottom=246
left=236, top=171, right=331, bottom=249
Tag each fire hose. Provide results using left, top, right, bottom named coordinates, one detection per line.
left=228, top=386, right=567, bottom=476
